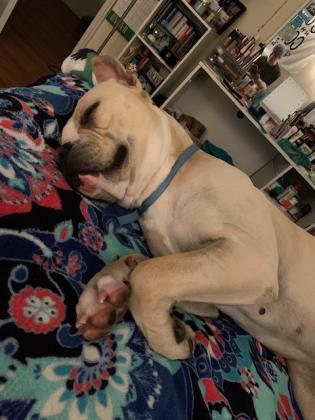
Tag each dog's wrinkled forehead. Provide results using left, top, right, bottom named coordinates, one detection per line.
left=71, top=81, right=145, bottom=133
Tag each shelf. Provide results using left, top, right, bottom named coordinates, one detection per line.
left=264, top=193, right=291, bottom=219
left=137, top=34, right=172, bottom=72
left=118, top=0, right=163, bottom=62
left=297, top=193, right=315, bottom=230
left=151, top=31, right=210, bottom=97
left=200, top=60, right=315, bottom=191
left=178, top=0, right=210, bottom=30
left=251, top=155, right=292, bottom=190
left=161, top=62, right=202, bottom=108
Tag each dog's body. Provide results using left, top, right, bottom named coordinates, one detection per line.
left=59, top=56, right=315, bottom=417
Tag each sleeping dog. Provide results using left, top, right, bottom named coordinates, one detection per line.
left=58, top=55, right=315, bottom=418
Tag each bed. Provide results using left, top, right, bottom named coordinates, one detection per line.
left=0, top=51, right=302, bottom=419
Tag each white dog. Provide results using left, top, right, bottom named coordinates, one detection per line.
left=58, top=55, right=315, bottom=418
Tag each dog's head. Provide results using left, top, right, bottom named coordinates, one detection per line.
left=58, top=56, right=172, bottom=207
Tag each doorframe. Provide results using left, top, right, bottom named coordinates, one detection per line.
left=0, top=0, right=18, bottom=33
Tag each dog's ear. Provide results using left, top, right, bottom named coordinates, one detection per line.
left=92, top=55, right=142, bottom=90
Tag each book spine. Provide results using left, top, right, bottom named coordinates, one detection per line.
left=167, top=10, right=183, bottom=30
left=179, top=25, right=194, bottom=43
left=162, top=4, right=177, bottom=24
left=171, top=17, right=188, bottom=38
left=175, top=22, right=189, bottom=39
left=175, top=33, right=197, bottom=59
left=171, top=26, right=194, bottom=53
left=157, top=1, right=174, bottom=23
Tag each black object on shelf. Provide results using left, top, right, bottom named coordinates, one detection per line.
left=153, top=95, right=167, bottom=106
left=212, top=1, right=247, bottom=35
left=160, top=47, right=178, bottom=68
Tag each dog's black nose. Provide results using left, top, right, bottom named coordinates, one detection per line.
left=55, top=142, right=73, bottom=166
left=55, top=142, right=81, bottom=189
left=58, top=142, right=73, bottom=158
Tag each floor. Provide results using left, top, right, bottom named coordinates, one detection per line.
left=0, top=0, right=83, bottom=88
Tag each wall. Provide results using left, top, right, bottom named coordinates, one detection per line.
left=168, top=73, right=277, bottom=176
left=85, top=20, right=127, bottom=56
left=236, top=0, right=308, bottom=42
left=294, top=60, right=315, bottom=100
left=63, top=0, right=105, bottom=19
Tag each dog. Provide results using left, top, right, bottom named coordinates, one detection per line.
left=58, top=55, right=315, bottom=418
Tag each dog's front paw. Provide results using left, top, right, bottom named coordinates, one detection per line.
left=76, top=274, right=130, bottom=340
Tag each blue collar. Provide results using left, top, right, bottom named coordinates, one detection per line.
left=117, top=144, right=199, bottom=225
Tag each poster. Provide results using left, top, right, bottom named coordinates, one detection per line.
left=270, top=6, right=315, bottom=74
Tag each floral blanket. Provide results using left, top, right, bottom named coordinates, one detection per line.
left=0, top=73, right=302, bottom=419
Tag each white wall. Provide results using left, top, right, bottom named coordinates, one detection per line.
left=168, top=72, right=277, bottom=176
left=236, top=0, right=308, bottom=42
left=294, top=60, right=315, bottom=100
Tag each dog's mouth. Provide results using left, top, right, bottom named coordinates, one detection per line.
left=56, top=144, right=128, bottom=193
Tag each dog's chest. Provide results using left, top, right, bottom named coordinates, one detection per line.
left=141, top=196, right=219, bottom=255
left=141, top=215, right=208, bottom=256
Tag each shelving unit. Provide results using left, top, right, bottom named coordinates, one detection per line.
left=200, top=61, right=315, bottom=190
left=251, top=156, right=292, bottom=191
left=118, top=0, right=213, bottom=98
left=160, top=60, right=315, bottom=232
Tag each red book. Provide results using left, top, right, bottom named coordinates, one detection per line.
left=179, top=25, right=194, bottom=43
left=171, top=26, right=194, bottom=53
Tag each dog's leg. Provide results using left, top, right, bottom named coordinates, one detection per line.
left=177, top=302, right=219, bottom=318
left=287, top=360, right=315, bottom=419
left=76, top=253, right=147, bottom=340
left=129, top=237, right=278, bottom=359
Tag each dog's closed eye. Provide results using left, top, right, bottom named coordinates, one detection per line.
left=80, top=101, right=99, bottom=126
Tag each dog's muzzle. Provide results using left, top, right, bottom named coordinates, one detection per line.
left=56, top=141, right=128, bottom=189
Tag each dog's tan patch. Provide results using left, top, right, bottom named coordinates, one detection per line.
left=263, top=286, right=277, bottom=300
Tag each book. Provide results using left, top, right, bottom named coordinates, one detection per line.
left=178, top=25, right=194, bottom=43
left=171, top=16, right=188, bottom=38
left=171, top=26, right=194, bottom=53
left=155, top=0, right=173, bottom=24
left=175, top=32, right=198, bottom=59
left=167, top=10, right=183, bottom=30
left=162, top=4, right=177, bottom=23
left=175, top=22, right=189, bottom=39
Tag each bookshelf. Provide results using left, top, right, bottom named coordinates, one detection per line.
left=118, top=0, right=212, bottom=98
left=118, top=0, right=246, bottom=99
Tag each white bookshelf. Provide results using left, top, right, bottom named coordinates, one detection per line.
left=161, top=60, right=315, bottom=232
left=118, top=0, right=213, bottom=98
